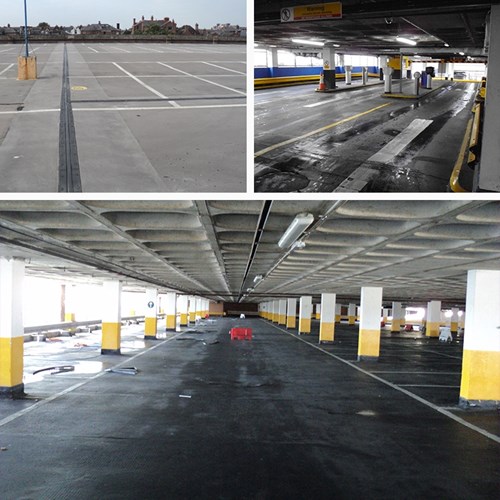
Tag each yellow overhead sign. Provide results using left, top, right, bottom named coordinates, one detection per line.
left=281, top=2, right=342, bottom=22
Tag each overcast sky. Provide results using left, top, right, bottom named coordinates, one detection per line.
left=0, top=0, right=246, bottom=28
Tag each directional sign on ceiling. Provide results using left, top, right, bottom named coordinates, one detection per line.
left=281, top=2, right=342, bottom=23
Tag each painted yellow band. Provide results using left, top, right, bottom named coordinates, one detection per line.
left=65, top=313, right=75, bottom=322
left=348, top=316, right=355, bottom=325
left=102, top=322, right=121, bottom=350
left=426, top=321, right=440, bottom=337
left=278, top=314, right=286, bottom=325
left=299, top=318, right=311, bottom=334
left=358, top=328, right=381, bottom=358
left=450, top=322, right=458, bottom=332
left=180, top=313, right=188, bottom=325
left=460, top=349, right=500, bottom=401
left=272, top=313, right=279, bottom=323
left=144, top=317, right=157, bottom=336
left=189, top=312, right=196, bottom=321
left=319, top=322, right=335, bottom=342
left=391, top=319, right=402, bottom=331
left=166, top=315, right=176, bottom=329
left=335, top=314, right=341, bottom=323
left=286, top=316, right=296, bottom=328
left=315, top=313, right=321, bottom=320
left=0, top=336, right=24, bottom=387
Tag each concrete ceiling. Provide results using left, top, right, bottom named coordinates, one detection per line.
left=255, top=0, right=496, bottom=57
left=0, top=201, right=499, bottom=306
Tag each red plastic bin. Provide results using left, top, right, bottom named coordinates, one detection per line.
left=230, top=328, right=252, bottom=340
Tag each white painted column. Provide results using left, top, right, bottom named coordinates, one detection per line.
left=286, top=298, right=297, bottom=328
left=298, top=296, right=313, bottom=334
left=450, top=307, right=459, bottom=333
left=335, top=303, right=341, bottom=323
left=272, top=300, right=279, bottom=323
left=319, top=293, right=336, bottom=343
left=144, top=287, right=158, bottom=339
left=479, top=4, right=500, bottom=191
left=358, top=287, right=383, bottom=361
left=427, top=300, right=441, bottom=337
left=382, top=308, right=389, bottom=324
left=348, top=303, right=356, bottom=325
left=460, top=270, right=500, bottom=407
left=315, top=303, right=321, bottom=320
left=188, top=296, right=196, bottom=323
left=195, top=296, right=203, bottom=320
left=101, top=280, right=122, bottom=355
left=278, top=299, right=287, bottom=325
left=178, top=295, right=188, bottom=326
left=0, top=258, right=25, bottom=397
left=166, top=292, right=177, bottom=330
left=391, top=302, right=404, bottom=332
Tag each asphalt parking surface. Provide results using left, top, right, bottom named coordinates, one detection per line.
left=0, top=43, right=246, bottom=192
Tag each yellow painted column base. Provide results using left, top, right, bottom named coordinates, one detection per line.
left=426, top=321, right=440, bottom=337
left=299, top=318, right=311, bottom=334
left=335, top=314, right=341, bottom=323
left=18, top=56, right=37, bottom=80
left=101, top=322, right=121, bottom=354
left=144, top=317, right=158, bottom=339
left=348, top=316, right=355, bottom=325
left=319, top=322, right=335, bottom=343
left=286, top=316, right=296, bottom=329
left=278, top=314, right=286, bottom=325
left=315, top=313, right=320, bottom=320
left=460, top=349, right=500, bottom=407
left=65, top=313, right=75, bottom=322
left=189, top=313, right=196, bottom=323
left=166, top=315, right=176, bottom=330
left=0, top=337, right=24, bottom=396
left=358, top=328, right=381, bottom=361
left=180, top=313, right=188, bottom=326
left=450, top=321, right=458, bottom=333
left=391, top=319, right=402, bottom=332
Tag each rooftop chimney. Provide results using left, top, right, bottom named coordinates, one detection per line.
left=151, top=15, right=154, bottom=21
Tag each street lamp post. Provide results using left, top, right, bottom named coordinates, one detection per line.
left=23, top=0, right=29, bottom=58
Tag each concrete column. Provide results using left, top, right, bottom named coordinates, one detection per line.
left=391, top=302, right=404, bottom=332
left=278, top=299, right=287, bottom=325
left=384, top=67, right=393, bottom=93
left=382, top=308, right=389, bottom=324
left=319, top=293, right=336, bottom=343
left=166, top=292, right=177, bottom=330
left=427, top=300, right=441, bottom=337
left=335, top=303, right=341, bottom=323
left=460, top=270, right=500, bottom=408
left=298, top=296, right=312, bottom=334
left=188, top=296, right=196, bottom=323
left=286, top=298, right=296, bottom=328
left=362, top=66, right=368, bottom=85
left=315, top=303, right=321, bottom=320
left=272, top=300, right=279, bottom=323
left=144, top=287, right=158, bottom=339
left=269, top=46, right=278, bottom=76
left=348, top=303, right=356, bottom=325
left=358, top=287, right=383, bottom=361
left=178, top=295, right=188, bottom=326
left=345, top=65, right=352, bottom=85
left=323, top=47, right=336, bottom=70
left=64, top=284, right=77, bottom=322
left=202, top=298, right=209, bottom=318
left=479, top=4, right=500, bottom=191
left=459, top=311, right=465, bottom=330
left=101, top=280, right=122, bottom=355
left=450, top=307, right=459, bottom=333
left=0, top=258, right=25, bottom=397
left=195, top=296, right=203, bottom=320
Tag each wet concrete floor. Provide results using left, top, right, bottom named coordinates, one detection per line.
left=1, top=317, right=498, bottom=499
left=255, top=82, right=476, bottom=192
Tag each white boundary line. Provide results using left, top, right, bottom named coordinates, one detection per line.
left=0, top=63, right=14, bottom=76
left=202, top=61, right=246, bottom=75
left=265, top=320, right=500, bottom=444
left=87, top=46, right=99, bottom=53
left=158, top=62, right=246, bottom=96
left=0, top=332, right=184, bottom=429
left=112, top=62, right=179, bottom=107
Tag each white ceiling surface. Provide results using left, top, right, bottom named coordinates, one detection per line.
left=0, top=200, right=498, bottom=305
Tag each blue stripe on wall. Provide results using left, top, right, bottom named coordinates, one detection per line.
left=255, top=66, right=379, bottom=78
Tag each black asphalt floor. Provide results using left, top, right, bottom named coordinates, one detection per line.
left=1, top=317, right=499, bottom=499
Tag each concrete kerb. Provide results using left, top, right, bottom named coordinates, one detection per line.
left=315, top=80, right=384, bottom=94
left=382, top=81, right=449, bottom=100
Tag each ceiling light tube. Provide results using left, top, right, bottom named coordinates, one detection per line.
left=396, top=36, right=417, bottom=46
left=291, top=38, right=324, bottom=47
left=278, top=213, right=314, bottom=249
left=253, top=275, right=263, bottom=284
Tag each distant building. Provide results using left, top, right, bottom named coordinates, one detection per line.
left=80, top=21, right=122, bottom=35
left=177, top=24, right=200, bottom=36
left=210, top=23, right=246, bottom=37
left=131, top=16, right=177, bottom=34
left=0, top=25, right=19, bottom=35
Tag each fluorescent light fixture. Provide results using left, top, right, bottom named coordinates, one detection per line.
left=333, top=44, right=341, bottom=48
left=253, top=275, right=263, bottom=284
left=396, top=36, right=417, bottom=46
left=444, top=43, right=450, bottom=47
left=459, top=51, right=465, bottom=55
left=291, top=38, right=324, bottom=47
left=291, top=241, right=306, bottom=251
left=278, top=213, right=314, bottom=249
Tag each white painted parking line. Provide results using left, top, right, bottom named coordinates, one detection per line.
left=135, top=45, right=163, bottom=53
left=87, top=46, right=99, bottom=53
left=368, top=118, right=433, bottom=163
left=398, top=384, right=460, bottom=388
left=112, top=47, right=131, bottom=53
left=0, top=63, right=14, bottom=76
left=266, top=321, right=500, bottom=445
left=0, top=48, right=15, bottom=53
left=158, top=62, right=246, bottom=96
left=305, top=98, right=339, bottom=108
left=112, top=62, right=179, bottom=107
left=202, top=61, right=246, bottom=75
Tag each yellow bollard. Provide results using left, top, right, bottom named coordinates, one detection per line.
left=17, top=56, right=37, bottom=80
